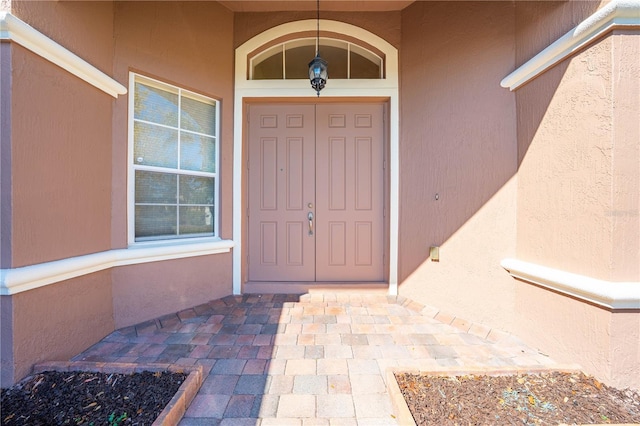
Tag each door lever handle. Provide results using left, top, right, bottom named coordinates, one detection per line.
left=308, top=211, right=314, bottom=236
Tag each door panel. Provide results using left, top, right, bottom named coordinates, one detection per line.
left=248, top=103, right=384, bottom=282
left=315, top=104, right=384, bottom=281
left=248, top=104, right=316, bottom=281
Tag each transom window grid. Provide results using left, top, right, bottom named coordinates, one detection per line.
left=250, top=37, right=383, bottom=80
left=130, top=74, right=219, bottom=242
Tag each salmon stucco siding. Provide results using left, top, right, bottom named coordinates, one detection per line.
left=0, top=0, right=638, bottom=390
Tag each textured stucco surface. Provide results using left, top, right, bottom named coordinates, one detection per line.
left=111, top=1, right=235, bottom=247
left=234, top=10, right=401, bottom=49
left=398, top=1, right=518, bottom=327
left=0, top=42, right=11, bottom=269
left=0, top=296, right=14, bottom=387
left=9, top=1, right=114, bottom=267
left=513, top=26, right=639, bottom=388
left=398, top=0, right=640, bottom=390
left=110, top=1, right=236, bottom=328
left=6, top=271, right=114, bottom=387
left=112, top=254, right=233, bottom=329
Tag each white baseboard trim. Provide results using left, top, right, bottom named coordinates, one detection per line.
left=501, top=258, right=640, bottom=310
left=0, top=239, right=234, bottom=296
left=501, top=0, right=640, bottom=91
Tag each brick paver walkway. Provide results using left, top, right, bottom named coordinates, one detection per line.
left=73, top=293, right=556, bottom=425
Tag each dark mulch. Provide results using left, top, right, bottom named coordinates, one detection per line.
left=1, top=370, right=186, bottom=426
left=395, top=371, right=640, bottom=425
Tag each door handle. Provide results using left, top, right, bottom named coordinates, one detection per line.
left=308, top=211, right=314, bottom=236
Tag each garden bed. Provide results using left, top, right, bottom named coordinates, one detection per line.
left=388, top=367, right=640, bottom=425
left=1, top=362, right=202, bottom=426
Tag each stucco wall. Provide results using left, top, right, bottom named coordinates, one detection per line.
left=0, top=42, right=11, bottom=269
left=112, top=255, right=233, bottom=329
left=3, top=271, right=114, bottom=387
left=9, top=1, right=115, bottom=267
left=398, top=1, right=518, bottom=326
left=0, top=296, right=13, bottom=387
left=399, top=0, right=639, bottom=389
left=513, top=20, right=640, bottom=388
left=233, top=10, right=401, bottom=49
left=109, top=1, right=236, bottom=325
left=111, top=1, right=235, bottom=247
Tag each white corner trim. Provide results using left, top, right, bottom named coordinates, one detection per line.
left=0, top=239, right=234, bottom=296
left=501, top=0, right=640, bottom=91
left=0, top=12, right=126, bottom=98
left=501, top=258, right=640, bottom=310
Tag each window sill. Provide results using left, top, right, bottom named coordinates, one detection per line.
left=0, top=239, right=234, bottom=295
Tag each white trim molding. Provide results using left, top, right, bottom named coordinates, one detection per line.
left=0, top=12, right=126, bottom=97
left=233, top=20, right=399, bottom=296
left=501, top=0, right=640, bottom=91
left=0, top=239, right=234, bottom=296
left=501, top=258, right=640, bottom=310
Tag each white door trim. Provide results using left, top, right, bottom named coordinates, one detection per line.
left=233, top=19, right=399, bottom=295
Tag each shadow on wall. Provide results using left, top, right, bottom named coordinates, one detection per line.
left=397, top=0, right=604, bottom=284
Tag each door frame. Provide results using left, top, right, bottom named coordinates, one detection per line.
left=233, top=20, right=399, bottom=295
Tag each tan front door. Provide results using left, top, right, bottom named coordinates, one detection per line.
left=248, top=103, right=384, bottom=282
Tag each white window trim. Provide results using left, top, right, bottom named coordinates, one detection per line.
left=249, top=36, right=384, bottom=80
left=233, top=19, right=399, bottom=296
left=501, top=0, right=640, bottom=91
left=502, top=258, right=640, bottom=310
left=127, top=72, right=221, bottom=246
left=0, top=12, right=126, bottom=98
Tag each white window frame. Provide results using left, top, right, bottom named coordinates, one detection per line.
left=127, top=73, right=221, bottom=246
left=249, top=36, right=384, bottom=80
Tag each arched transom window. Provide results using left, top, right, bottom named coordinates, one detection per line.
left=250, top=37, right=384, bottom=80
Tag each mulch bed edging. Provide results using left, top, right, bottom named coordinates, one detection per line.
left=32, top=361, right=203, bottom=426
left=384, top=364, right=633, bottom=426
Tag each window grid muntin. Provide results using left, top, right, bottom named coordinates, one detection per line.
left=249, top=37, right=383, bottom=80
left=131, top=73, right=219, bottom=242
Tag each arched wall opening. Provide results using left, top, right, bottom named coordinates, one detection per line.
left=233, top=20, right=399, bottom=294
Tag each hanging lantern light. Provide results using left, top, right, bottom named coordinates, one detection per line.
left=309, top=0, right=328, bottom=96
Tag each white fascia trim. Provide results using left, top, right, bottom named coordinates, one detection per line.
left=0, top=239, right=234, bottom=296
left=501, top=258, right=640, bottom=310
left=0, top=12, right=126, bottom=98
left=501, top=0, right=640, bottom=91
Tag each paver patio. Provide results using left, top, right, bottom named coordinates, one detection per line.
left=73, top=293, right=557, bottom=425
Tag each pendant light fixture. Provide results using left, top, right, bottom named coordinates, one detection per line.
left=308, top=0, right=328, bottom=96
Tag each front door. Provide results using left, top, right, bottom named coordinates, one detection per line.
left=248, top=103, right=385, bottom=282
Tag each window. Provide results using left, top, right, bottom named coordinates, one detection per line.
left=250, top=37, right=383, bottom=80
left=129, top=74, right=219, bottom=242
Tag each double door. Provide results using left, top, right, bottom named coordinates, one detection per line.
left=248, top=103, right=384, bottom=282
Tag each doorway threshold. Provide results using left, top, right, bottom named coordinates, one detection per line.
left=243, top=281, right=390, bottom=295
